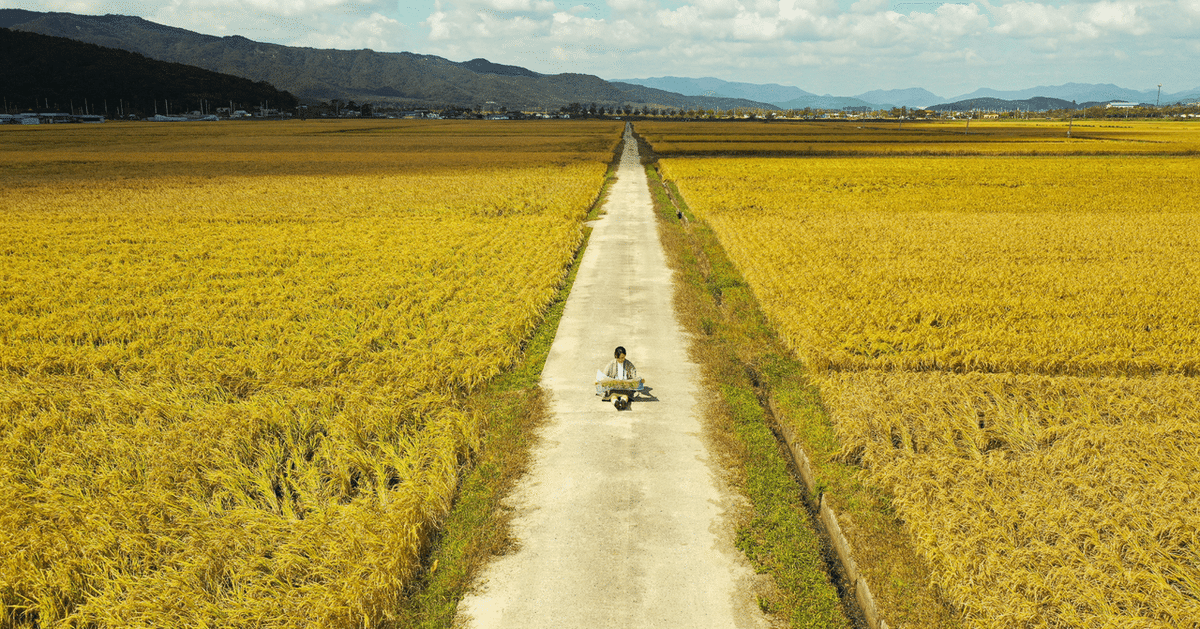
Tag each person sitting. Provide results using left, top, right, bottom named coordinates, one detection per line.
left=604, top=345, right=633, bottom=381
left=602, top=346, right=639, bottom=383
left=598, top=346, right=641, bottom=408
left=596, top=347, right=646, bottom=409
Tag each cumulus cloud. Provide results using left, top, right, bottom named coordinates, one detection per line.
left=24, top=0, right=107, bottom=11
left=295, top=12, right=406, bottom=49
left=162, top=0, right=371, bottom=17
left=419, top=0, right=1008, bottom=86
left=992, top=0, right=1154, bottom=40
left=850, top=0, right=888, bottom=13
left=607, top=0, right=651, bottom=12
left=991, top=2, right=1072, bottom=36
left=1087, top=1, right=1146, bottom=33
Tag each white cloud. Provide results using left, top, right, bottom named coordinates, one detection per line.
left=23, top=0, right=105, bottom=11
left=165, top=0, right=367, bottom=17
left=294, top=12, right=406, bottom=49
left=1087, top=1, right=1146, bottom=34
left=694, top=0, right=741, bottom=18
left=992, top=0, right=1153, bottom=40
left=991, top=2, right=1074, bottom=36
left=607, top=0, right=650, bottom=13
left=850, top=0, right=888, bottom=13
left=912, top=3, right=987, bottom=38
left=443, top=0, right=555, bottom=11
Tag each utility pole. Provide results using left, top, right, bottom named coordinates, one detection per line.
left=1157, top=84, right=1163, bottom=108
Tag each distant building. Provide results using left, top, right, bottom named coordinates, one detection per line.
left=1106, top=102, right=1138, bottom=109
left=14, top=113, right=72, bottom=124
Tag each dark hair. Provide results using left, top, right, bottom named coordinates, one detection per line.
left=614, top=346, right=626, bottom=358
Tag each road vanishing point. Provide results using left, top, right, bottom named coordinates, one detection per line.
left=456, top=125, right=775, bottom=629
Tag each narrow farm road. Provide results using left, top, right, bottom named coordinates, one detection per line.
left=456, top=125, right=773, bottom=629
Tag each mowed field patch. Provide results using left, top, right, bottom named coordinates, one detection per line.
left=650, top=128, right=1200, bottom=628
left=0, top=120, right=621, bottom=628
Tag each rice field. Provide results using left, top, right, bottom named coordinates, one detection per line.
left=649, top=120, right=1200, bottom=628
left=0, top=119, right=622, bottom=628
left=638, top=119, right=1200, bottom=156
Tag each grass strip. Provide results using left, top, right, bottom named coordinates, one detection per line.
left=640, top=140, right=849, bottom=629
left=639, top=132, right=962, bottom=628
left=392, top=138, right=622, bottom=629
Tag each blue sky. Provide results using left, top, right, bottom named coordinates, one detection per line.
left=5, top=0, right=1198, bottom=97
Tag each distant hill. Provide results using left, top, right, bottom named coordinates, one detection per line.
left=0, top=28, right=297, bottom=114
left=612, top=76, right=1200, bottom=111
left=773, top=95, right=876, bottom=110
left=1167, top=91, right=1200, bottom=105
left=854, top=88, right=944, bottom=109
left=945, top=82, right=1200, bottom=106
left=611, top=76, right=818, bottom=108
left=926, top=96, right=1106, bottom=112
left=460, top=58, right=541, bottom=78
left=1, top=10, right=774, bottom=111
left=613, top=78, right=945, bottom=110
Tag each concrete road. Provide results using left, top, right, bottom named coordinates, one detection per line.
left=456, top=124, right=773, bottom=629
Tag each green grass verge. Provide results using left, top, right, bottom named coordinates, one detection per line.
left=641, top=144, right=849, bottom=629
left=640, top=132, right=961, bottom=628
left=392, top=148, right=619, bottom=629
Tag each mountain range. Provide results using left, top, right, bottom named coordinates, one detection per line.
left=1, top=10, right=773, bottom=112
left=5, top=8, right=1198, bottom=113
left=1, top=28, right=298, bottom=115
left=616, top=76, right=1200, bottom=110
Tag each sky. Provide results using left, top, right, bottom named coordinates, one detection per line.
left=4, top=0, right=1199, bottom=97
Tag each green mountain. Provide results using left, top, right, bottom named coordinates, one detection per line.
left=0, top=27, right=297, bottom=115
left=2, top=10, right=774, bottom=111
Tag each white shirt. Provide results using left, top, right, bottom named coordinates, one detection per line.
left=616, top=361, right=626, bottom=379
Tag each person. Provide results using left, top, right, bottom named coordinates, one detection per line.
left=602, top=346, right=638, bottom=381
left=598, top=346, right=642, bottom=409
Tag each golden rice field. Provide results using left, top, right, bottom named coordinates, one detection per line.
left=638, top=119, right=1200, bottom=156
left=658, top=157, right=1200, bottom=377
left=651, top=124, right=1200, bottom=628
left=0, top=120, right=621, bottom=628
left=820, top=371, right=1200, bottom=627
